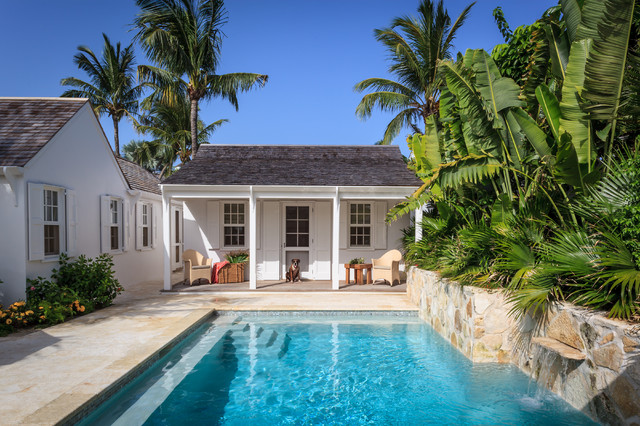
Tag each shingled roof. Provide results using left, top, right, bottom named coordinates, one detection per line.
left=0, top=97, right=88, bottom=167
left=116, top=157, right=161, bottom=195
left=162, top=145, right=422, bottom=187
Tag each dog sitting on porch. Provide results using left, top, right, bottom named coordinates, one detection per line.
left=285, top=258, right=301, bottom=282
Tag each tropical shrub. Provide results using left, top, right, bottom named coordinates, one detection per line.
left=52, top=253, right=122, bottom=308
left=225, top=251, right=249, bottom=264
left=389, top=0, right=640, bottom=319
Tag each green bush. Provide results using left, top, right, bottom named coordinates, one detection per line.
left=52, top=253, right=122, bottom=308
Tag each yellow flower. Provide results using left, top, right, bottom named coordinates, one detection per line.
left=25, top=310, right=34, bottom=315
left=39, top=315, right=45, bottom=320
left=39, top=306, right=44, bottom=310
left=6, top=319, right=12, bottom=325
left=15, top=301, right=25, bottom=307
left=79, top=306, right=85, bottom=312
left=22, top=320, right=27, bottom=325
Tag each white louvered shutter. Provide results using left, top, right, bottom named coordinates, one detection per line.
left=207, top=201, right=220, bottom=249
left=374, top=201, right=388, bottom=249
left=28, top=183, right=45, bottom=261
left=100, top=195, right=111, bottom=253
left=65, top=189, right=78, bottom=256
left=339, top=202, right=347, bottom=249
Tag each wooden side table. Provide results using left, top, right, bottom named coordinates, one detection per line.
left=344, top=263, right=373, bottom=285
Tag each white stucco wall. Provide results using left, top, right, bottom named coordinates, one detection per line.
left=0, top=103, right=164, bottom=304
left=0, top=175, right=27, bottom=305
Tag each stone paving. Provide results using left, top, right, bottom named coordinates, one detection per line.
left=0, top=279, right=416, bottom=425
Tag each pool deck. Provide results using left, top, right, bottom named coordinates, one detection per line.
left=0, top=279, right=416, bottom=425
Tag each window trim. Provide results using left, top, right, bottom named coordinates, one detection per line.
left=141, top=201, right=152, bottom=249
left=42, top=185, right=66, bottom=259
left=348, top=202, right=372, bottom=249
left=221, top=202, right=247, bottom=248
left=103, top=196, right=124, bottom=254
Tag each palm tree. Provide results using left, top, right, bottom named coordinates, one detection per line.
left=134, top=0, right=268, bottom=159
left=355, top=0, right=475, bottom=145
left=61, top=34, right=141, bottom=157
left=132, top=95, right=227, bottom=176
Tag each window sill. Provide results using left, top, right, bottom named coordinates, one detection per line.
left=40, top=255, right=61, bottom=263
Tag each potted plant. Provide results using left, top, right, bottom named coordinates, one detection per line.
left=219, top=251, right=249, bottom=283
left=349, top=257, right=365, bottom=264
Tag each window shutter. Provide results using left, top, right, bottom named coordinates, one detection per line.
left=122, top=199, right=130, bottom=252
left=207, top=201, right=220, bottom=249
left=100, top=195, right=111, bottom=253
left=28, top=183, right=45, bottom=261
left=256, top=201, right=261, bottom=250
left=65, top=189, right=78, bottom=256
left=339, top=202, right=347, bottom=249
left=135, top=202, right=143, bottom=250
left=151, top=204, right=158, bottom=249
left=374, top=201, right=388, bottom=249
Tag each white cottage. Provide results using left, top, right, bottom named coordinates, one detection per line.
left=160, top=145, right=422, bottom=290
left=0, top=97, right=170, bottom=304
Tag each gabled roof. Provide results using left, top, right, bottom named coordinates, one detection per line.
left=116, top=157, right=161, bottom=195
left=162, top=145, right=422, bottom=187
left=0, top=97, right=89, bottom=167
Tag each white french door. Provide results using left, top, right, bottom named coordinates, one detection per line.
left=281, top=203, right=314, bottom=279
left=170, top=205, right=183, bottom=271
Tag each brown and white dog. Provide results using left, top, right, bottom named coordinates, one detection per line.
left=285, top=258, right=301, bottom=282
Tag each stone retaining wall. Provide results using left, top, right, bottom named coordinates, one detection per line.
left=408, top=267, right=640, bottom=424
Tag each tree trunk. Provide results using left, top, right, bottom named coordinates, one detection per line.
left=190, top=97, right=199, bottom=160
left=112, top=117, right=120, bottom=158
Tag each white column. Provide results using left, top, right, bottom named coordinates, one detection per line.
left=249, top=187, right=257, bottom=290
left=162, top=193, right=172, bottom=291
left=331, top=188, right=340, bottom=290
left=415, top=206, right=423, bottom=242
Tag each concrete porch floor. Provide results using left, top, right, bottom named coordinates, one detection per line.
left=169, top=270, right=407, bottom=292
left=0, top=277, right=416, bottom=425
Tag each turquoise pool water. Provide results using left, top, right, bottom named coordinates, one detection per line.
left=80, top=314, right=596, bottom=425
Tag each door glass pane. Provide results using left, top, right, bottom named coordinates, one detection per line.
left=175, top=211, right=179, bottom=243
left=285, top=206, right=309, bottom=248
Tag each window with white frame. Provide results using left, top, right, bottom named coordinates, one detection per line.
left=109, top=199, right=121, bottom=250
left=142, top=203, right=151, bottom=248
left=223, top=203, right=245, bottom=247
left=101, top=195, right=123, bottom=253
left=349, top=203, right=371, bottom=247
left=43, top=188, right=63, bottom=256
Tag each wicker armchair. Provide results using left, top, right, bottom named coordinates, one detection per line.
left=371, top=249, right=402, bottom=286
left=183, top=249, right=212, bottom=285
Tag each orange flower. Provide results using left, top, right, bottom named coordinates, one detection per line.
left=39, top=306, right=44, bottom=310
left=39, top=315, right=45, bottom=320
left=5, top=319, right=12, bottom=325
left=25, top=310, right=34, bottom=315
left=79, top=306, right=85, bottom=312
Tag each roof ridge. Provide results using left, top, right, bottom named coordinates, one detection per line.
left=0, top=97, right=88, bottom=101
left=200, top=144, right=397, bottom=148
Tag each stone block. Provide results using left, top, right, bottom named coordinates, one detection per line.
left=497, top=350, right=511, bottom=364
left=622, top=336, right=638, bottom=353
left=474, top=293, right=492, bottom=315
left=547, top=311, right=585, bottom=350
left=450, top=333, right=458, bottom=348
left=609, top=376, right=640, bottom=419
left=599, top=332, right=614, bottom=346
left=466, top=300, right=472, bottom=318
left=484, top=310, right=509, bottom=334
left=480, top=333, right=503, bottom=351
left=454, top=310, right=462, bottom=332
left=593, top=345, right=624, bottom=372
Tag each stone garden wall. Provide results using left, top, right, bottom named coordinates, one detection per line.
left=407, top=267, right=640, bottom=425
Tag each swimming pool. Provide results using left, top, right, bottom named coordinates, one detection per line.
left=79, top=313, right=596, bottom=425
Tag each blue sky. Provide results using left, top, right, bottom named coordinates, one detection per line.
left=0, top=1, right=556, bottom=157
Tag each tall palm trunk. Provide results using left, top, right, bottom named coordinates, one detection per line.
left=190, top=97, right=199, bottom=159
left=112, top=116, right=120, bottom=157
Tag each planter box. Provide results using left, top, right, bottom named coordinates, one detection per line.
left=218, top=263, right=246, bottom=283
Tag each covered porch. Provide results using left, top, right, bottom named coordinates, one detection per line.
left=160, top=145, right=423, bottom=291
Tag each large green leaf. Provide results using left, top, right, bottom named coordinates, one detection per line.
left=559, top=39, right=594, bottom=166
left=560, top=0, right=583, bottom=43
left=582, top=0, right=637, bottom=121
left=575, top=0, right=607, bottom=42
left=535, top=84, right=561, bottom=141
left=511, top=108, right=553, bottom=158
left=544, top=22, right=570, bottom=81
left=554, top=133, right=584, bottom=189
left=470, top=49, right=523, bottom=114
left=407, top=116, right=442, bottom=174
left=522, top=25, right=551, bottom=112
left=503, top=110, right=526, bottom=170
left=440, top=58, right=501, bottom=157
